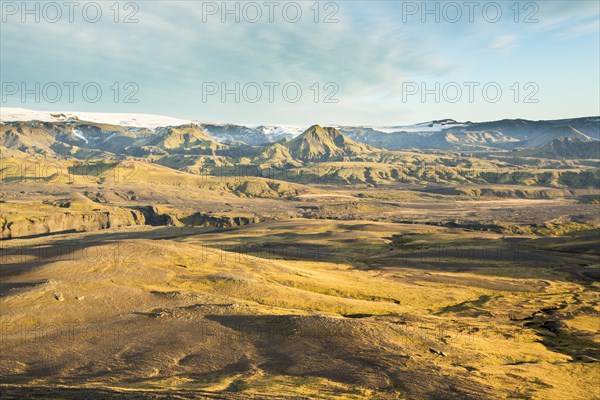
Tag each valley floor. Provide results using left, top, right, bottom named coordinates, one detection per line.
left=1, top=216, right=599, bottom=399
left=0, top=154, right=599, bottom=399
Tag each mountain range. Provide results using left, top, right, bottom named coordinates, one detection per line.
left=336, top=118, right=599, bottom=152
left=1, top=109, right=599, bottom=163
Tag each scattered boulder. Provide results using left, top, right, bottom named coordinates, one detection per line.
left=429, top=348, right=447, bottom=357
left=540, top=320, right=564, bottom=333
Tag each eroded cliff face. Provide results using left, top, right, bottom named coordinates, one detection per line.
left=179, top=212, right=260, bottom=228
left=130, top=206, right=261, bottom=229
left=0, top=209, right=146, bottom=239
left=132, top=206, right=182, bottom=227
left=1, top=206, right=261, bottom=239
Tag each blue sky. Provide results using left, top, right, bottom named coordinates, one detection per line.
left=1, top=0, right=599, bottom=125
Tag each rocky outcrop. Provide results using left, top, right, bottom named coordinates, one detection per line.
left=180, top=212, right=260, bottom=228
left=0, top=209, right=145, bottom=239
left=0, top=205, right=261, bottom=240
left=422, top=187, right=573, bottom=199
left=132, top=206, right=182, bottom=226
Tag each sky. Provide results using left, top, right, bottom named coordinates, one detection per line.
left=1, top=0, right=599, bottom=126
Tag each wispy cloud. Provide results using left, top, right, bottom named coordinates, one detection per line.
left=1, top=1, right=598, bottom=124
left=487, top=35, right=518, bottom=54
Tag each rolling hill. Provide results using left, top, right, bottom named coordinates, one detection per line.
left=130, top=124, right=228, bottom=156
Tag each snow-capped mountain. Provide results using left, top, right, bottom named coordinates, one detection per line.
left=1, top=108, right=305, bottom=145
left=0, top=107, right=193, bottom=130
left=201, top=123, right=302, bottom=145
left=366, top=119, right=468, bottom=134
left=2, top=108, right=598, bottom=152
left=254, top=125, right=306, bottom=138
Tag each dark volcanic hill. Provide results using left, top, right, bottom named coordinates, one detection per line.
left=520, top=126, right=594, bottom=148
left=518, top=136, right=600, bottom=159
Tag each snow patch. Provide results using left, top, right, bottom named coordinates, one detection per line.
left=103, top=132, right=117, bottom=142
left=72, top=128, right=88, bottom=143
left=250, top=124, right=306, bottom=138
